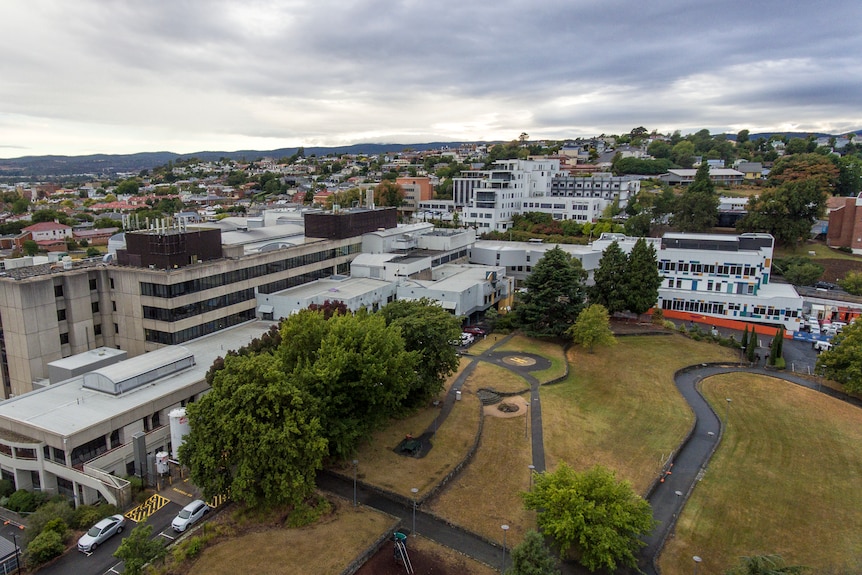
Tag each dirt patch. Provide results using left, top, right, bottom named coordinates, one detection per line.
left=355, top=536, right=495, bottom=575
left=482, top=394, right=527, bottom=418
left=817, top=258, right=862, bottom=282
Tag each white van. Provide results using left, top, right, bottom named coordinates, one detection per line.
left=813, top=340, right=832, bottom=353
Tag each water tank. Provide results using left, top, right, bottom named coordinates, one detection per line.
left=169, top=407, right=191, bottom=460
left=156, top=451, right=170, bottom=475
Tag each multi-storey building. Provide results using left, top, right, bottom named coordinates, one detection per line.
left=0, top=209, right=397, bottom=398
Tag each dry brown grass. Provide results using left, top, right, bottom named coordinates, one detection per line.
left=472, top=362, right=530, bottom=394
left=351, top=356, right=482, bottom=498
left=187, top=498, right=395, bottom=575
left=659, top=373, right=862, bottom=575
left=541, top=334, right=738, bottom=492
left=428, top=404, right=536, bottom=546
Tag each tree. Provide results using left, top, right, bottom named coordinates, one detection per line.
left=283, top=310, right=419, bottom=459
left=836, top=155, right=862, bottom=197
left=25, top=530, right=64, bottom=568
left=741, top=326, right=750, bottom=352
left=625, top=238, right=662, bottom=316
left=380, top=299, right=462, bottom=408
left=567, top=304, right=616, bottom=353
left=516, top=246, right=587, bottom=337
left=589, top=241, right=628, bottom=314
left=672, top=140, right=696, bottom=168
left=817, top=320, right=862, bottom=393
left=508, top=529, right=561, bottom=575
left=114, top=179, right=141, bottom=196
left=737, top=180, right=827, bottom=247
left=522, top=463, right=656, bottom=572
left=180, top=352, right=328, bottom=508
left=22, top=239, right=39, bottom=256
left=672, top=163, right=718, bottom=232
left=113, top=522, right=166, bottom=575
left=838, top=270, right=862, bottom=295
left=726, top=554, right=807, bottom=575
left=374, top=180, right=404, bottom=207
left=768, top=153, right=838, bottom=195
left=772, top=257, right=823, bottom=286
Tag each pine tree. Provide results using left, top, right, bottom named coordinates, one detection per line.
left=589, top=241, right=628, bottom=314
left=741, top=326, right=749, bottom=352
left=624, top=238, right=663, bottom=317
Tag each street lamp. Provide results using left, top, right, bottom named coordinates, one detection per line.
left=693, top=555, right=702, bottom=575
left=725, top=397, right=732, bottom=426
left=411, top=487, right=419, bottom=536
left=501, top=524, right=510, bottom=571
left=352, top=459, right=359, bottom=507
left=528, top=464, right=535, bottom=490
left=524, top=401, right=530, bottom=439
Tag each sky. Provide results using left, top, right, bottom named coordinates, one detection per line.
left=2, top=0, right=862, bottom=159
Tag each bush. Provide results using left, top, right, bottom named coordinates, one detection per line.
left=25, top=530, right=64, bottom=568
left=73, top=503, right=120, bottom=529
left=774, top=357, right=786, bottom=370
left=0, top=479, right=14, bottom=498
left=663, top=320, right=677, bottom=331
left=24, top=500, right=74, bottom=545
left=6, top=489, right=50, bottom=513
left=41, top=518, right=68, bottom=541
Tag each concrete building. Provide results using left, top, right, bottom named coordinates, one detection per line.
left=0, top=215, right=372, bottom=398
left=0, top=321, right=269, bottom=507
left=659, top=168, right=745, bottom=187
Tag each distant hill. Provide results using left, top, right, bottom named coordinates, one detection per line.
left=0, top=142, right=472, bottom=179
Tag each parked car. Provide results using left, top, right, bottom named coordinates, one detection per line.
left=77, top=514, right=126, bottom=552
left=814, top=340, right=833, bottom=353
left=814, top=281, right=839, bottom=290
left=462, top=325, right=487, bottom=336
left=172, top=499, right=209, bottom=532
left=459, top=333, right=475, bottom=346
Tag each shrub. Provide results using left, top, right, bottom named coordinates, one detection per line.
left=25, top=530, right=64, bottom=568
left=6, top=489, right=50, bottom=513
left=663, top=320, right=677, bottom=331
left=73, top=503, right=120, bottom=530
left=41, top=518, right=68, bottom=541
left=0, top=479, right=14, bottom=498
left=774, top=357, right=786, bottom=370
left=24, top=500, right=74, bottom=545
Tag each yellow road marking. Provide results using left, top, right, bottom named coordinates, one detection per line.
left=125, top=493, right=170, bottom=523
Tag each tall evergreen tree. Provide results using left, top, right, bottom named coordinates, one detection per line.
left=672, top=162, right=719, bottom=232
left=624, top=238, right=663, bottom=316
left=741, top=325, right=750, bottom=351
left=589, top=241, right=628, bottom=314
left=516, top=246, right=587, bottom=337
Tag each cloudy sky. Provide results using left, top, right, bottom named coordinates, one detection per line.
left=2, top=0, right=861, bottom=158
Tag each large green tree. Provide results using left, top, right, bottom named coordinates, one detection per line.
left=816, top=320, right=862, bottom=393
left=180, top=352, right=327, bottom=508
left=625, top=238, right=663, bottom=316
left=768, top=153, right=838, bottom=195
left=589, top=241, right=628, bottom=314
left=380, top=299, right=462, bottom=408
left=508, top=529, right=561, bottom=575
left=567, top=304, right=616, bottom=354
left=113, top=522, right=166, bottom=575
left=284, top=310, right=419, bottom=458
left=516, top=246, right=587, bottom=337
left=672, top=163, right=719, bottom=232
left=737, top=180, right=826, bottom=246
left=522, top=463, right=656, bottom=572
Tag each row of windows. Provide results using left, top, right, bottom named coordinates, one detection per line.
left=660, top=261, right=757, bottom=276
left=140, top=244, right=359, bottom=298
left=662, top=300, right=726, bottom=315
left=143, top=288, right=255, bottom=322
left=145, top=308, right=256, bottom=345
left=431, top=249, right=469, bottom=267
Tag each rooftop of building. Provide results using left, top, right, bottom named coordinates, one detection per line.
left=0, top=320, right=272, bottom=439
left=268, top=275, right=392, bottom=302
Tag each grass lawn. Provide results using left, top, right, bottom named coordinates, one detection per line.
left=472, top=362, right=530, bottom=394
left=427, top=406, right=536, bottom=546
left=659, top=373, right=862, bottom=575
left=349, top=356, right=481, bottom=498
left=775, top=241, right=862, bottom=262
left=188, top=498, right=396, bottom=575
left=496, top=335, right=568, bottom=383
left=541, top=334, right=739, bottom=492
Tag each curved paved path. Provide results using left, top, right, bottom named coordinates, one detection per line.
left=321, top=338, right=861, bottom=575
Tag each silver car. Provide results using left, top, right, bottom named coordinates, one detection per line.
left=171, top=499, right=209, bottom=532
left=77, top=514, right=126, bottom=552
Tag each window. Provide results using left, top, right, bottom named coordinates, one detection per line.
left=109, top=277, right=115, bottom=289
left=54, top=285, right=64, bottom=298
left=89, top=278, right=97, bottom=291
left=60, top=332, right=69, bottom=345
left=112, top=301, right=117, bottom=312
left=91, top=301, right=100, bottom=313
left=57, top=309, right=66, bottom=321
left=114, top=323, right=119, bottom=334
left=94, top=324, right=102, bottom=335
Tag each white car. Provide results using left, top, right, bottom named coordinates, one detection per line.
left=814, top=340, right=832, bottom=353
left=77, top=514, right=126, bottom=552
left=172, top=499, right=209, bottom=532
